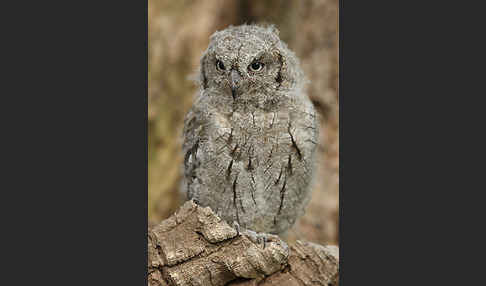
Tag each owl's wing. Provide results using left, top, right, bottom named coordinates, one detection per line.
left=181, top=104, right=205, bottom=196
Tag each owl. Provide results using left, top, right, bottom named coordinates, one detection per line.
left=182, top=24, right=319, bottom=236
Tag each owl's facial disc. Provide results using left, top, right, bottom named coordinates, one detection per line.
left=205, top=31, right=284, bottom=102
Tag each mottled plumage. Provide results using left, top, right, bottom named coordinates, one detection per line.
left=182, top=24, right=319, bottom=235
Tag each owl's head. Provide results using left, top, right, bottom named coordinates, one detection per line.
left=199, top=25, right=304, bottom=107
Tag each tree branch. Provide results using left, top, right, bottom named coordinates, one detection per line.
left=148, top=201, right=339, bottom=286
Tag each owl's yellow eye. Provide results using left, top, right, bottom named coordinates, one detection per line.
left=216, top=60, right=226, bottom=71
left=249, top=61, right=264, bottom=72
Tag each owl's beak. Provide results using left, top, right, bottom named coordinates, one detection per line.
left=230, top=69, right=241, bottom=100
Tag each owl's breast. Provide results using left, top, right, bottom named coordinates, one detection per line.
left=188, top=106, right=317, bottom=234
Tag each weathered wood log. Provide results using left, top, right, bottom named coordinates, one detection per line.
left=148, top=201, right=339, bottom=286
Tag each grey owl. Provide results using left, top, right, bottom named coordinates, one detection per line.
left=182, top=24, right=319, bottom=236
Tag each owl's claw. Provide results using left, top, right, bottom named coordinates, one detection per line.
left=240, top=229, right=272, bottom=249
left=257, top=233, right=267, bottom=249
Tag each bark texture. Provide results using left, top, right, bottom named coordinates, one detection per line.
left=148, top=201, right=339, bottom=286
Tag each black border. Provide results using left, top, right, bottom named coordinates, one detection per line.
left=3, top=1, right=148, bottom=284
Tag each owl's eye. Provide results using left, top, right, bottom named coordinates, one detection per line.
left=249, top=61, right=264, bottom=72
left=216, top=60, right=226, bottom=71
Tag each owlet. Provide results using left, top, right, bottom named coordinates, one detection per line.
left=182, top=24, right=319, bottom=236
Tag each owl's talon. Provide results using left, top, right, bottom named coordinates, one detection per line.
left=240, top=229, right=271, bottom=249
left=260, top=234, right=267, bottom=249
left=256, top=233, right=269, bottom=249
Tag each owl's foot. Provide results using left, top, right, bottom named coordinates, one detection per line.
left=243, top=229, right=278, bottom=249
left=231, top=221, right=279, bottom=249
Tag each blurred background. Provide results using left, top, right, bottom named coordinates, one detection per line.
left=148, top=0, right=339, bottom=245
